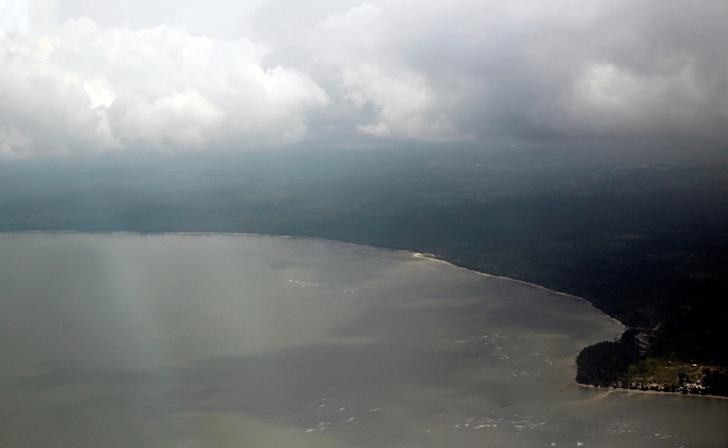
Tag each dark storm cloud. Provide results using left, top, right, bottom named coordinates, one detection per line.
left=0, top=0, right=726, bottom=157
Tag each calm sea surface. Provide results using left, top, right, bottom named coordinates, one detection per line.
left=0, top=233, right=726, bottom=447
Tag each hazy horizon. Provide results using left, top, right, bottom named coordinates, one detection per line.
left=1, top=0, right=727, bottom=158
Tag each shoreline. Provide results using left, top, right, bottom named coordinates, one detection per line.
left=0, top=229, right=630, bottom=330
left=577, top=383, right=728, bottom=401
left=410, top=251, right=627, bottom=331
left=4, top=230, right=725, bottom=400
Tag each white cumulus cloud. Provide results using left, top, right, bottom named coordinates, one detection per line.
left=1, top=0, right=728, bottom=157
left=0, top=14, right=327, bottom=157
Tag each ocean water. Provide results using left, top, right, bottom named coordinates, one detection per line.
left=0, top=233, right=725, bottom=447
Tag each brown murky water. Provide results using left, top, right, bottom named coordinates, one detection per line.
left=0, top=233, right=726, bottom=447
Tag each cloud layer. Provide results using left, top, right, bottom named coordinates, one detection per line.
left=0, top=13, right=327, bottom=156
left=1, top=0, right=727, bottom=156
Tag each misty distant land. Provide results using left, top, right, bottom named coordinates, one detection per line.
left=1, top=143, right=727, bottom=396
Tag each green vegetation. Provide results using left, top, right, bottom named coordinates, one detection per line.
left=1, top=144, right=726, bottom=394
left=576, top=331, right=641, bottom=386
left=581, top=355, right=728, bottom=396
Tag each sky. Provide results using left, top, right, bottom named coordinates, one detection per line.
left=0, top=0, right=727, bottom=157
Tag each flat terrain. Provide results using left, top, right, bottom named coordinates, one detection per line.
left=1, top=144, right=727, bottom=388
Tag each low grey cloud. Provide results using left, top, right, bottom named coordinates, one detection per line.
left=1, top=0, right=726, bottom=157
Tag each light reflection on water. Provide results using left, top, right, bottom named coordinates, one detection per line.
left=0, top=233, right=726, bottom=447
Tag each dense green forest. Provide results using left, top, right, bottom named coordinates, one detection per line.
left=1, top=144, right=727, bottom=392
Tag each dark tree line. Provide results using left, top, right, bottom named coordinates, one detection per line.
left=576, top=330, right=641, bottom=386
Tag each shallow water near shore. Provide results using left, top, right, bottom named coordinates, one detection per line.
left=0, top=233, right=726, bottom=447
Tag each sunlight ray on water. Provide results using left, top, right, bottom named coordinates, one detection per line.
left=0, top=233, right=726, bottom=447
